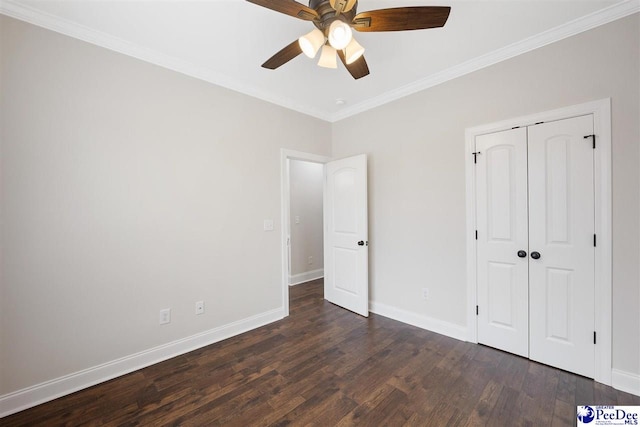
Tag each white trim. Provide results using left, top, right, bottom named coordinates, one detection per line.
left=370, top=301, right=468, bottom=342
left=280, top=149, right=332, bottom=318
left=0, top=307, right=284, bottom=418
left=465, top=122, right=478, bottom=345
left=331, top=1, right=639, bottom=122
left=612, top=369, right=640, bottom=397
left=1, top=0, right=637, bottom=123
left=464, top=98, right=612, bottom=386
left=289, top=268, right=324, bottom=286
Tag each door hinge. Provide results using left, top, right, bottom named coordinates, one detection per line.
left=594, top=234, right=597, bottom=247
left=475, top=230, right=478, bottom=240
left=472, top=152, right=481, bottom=164
left=476, top=305, right=479, bottom=316
left=584, top=134, right=596, bottom=149
left=594, top=331, right=597, bottom=344
left=512, top=126, right=520, bottom=130
left=534, top=121, right=544, bottom=125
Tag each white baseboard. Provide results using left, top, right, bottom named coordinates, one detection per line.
left=369, top=300, right=468, bottom=342
left=0, top=307, right=285, bottom=418
left=612, top=368, right=640, bottom=397
left=289, top=268, right=324, bottom=286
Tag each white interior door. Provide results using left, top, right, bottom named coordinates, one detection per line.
left=476, top=128, right=530, bottom=357
left=528, top=115, right=595, bottom=377
left=323, top=154, right=368, bottom=317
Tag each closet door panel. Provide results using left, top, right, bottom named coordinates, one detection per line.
left=528, top=115, right=595, bottom=378
left=476, top=127, right=529, bottom=357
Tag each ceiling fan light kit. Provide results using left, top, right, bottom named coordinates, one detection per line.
left=328, top=20, right=353, bottom=49
left=318, top=45, right=338, bottom=68
left=247, top=0, right=451, bottom=79
left=344, top=37, right=364, bottom=65
left=299, top=28, right=325, bottom=58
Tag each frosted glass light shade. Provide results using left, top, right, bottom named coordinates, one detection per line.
left=318, top=45, right=337, bottom=68
left=298, top=28, right=325, bottom=58
left=344, top=37, right=364, bottom=64
left=328, top=20, right=352, bottom=50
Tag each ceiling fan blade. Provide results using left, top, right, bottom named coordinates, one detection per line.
left=262, top=40, right=303, bottom=69
left=337, top=50, right=370, bottom=80
left=246, top=0, right=318, bottom=21
left=352, top=6, right=451, bottom=32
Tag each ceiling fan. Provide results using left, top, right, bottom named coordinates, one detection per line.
left=246, top=0, right=451, bottom=79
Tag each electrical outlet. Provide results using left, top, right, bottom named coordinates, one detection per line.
left=422, top=288, right=429, bottom=300
left=195, top=301, right=205, bottom=315
left=308, top=256, right=313, bottom=265
left=159, top=308, right=171, bottom=325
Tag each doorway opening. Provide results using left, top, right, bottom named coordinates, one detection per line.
left=288, top=159, right=325, bottom=286
left=280, top=149, right=331, bottom=316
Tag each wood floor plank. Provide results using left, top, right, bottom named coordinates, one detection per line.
left=3, top=278, right=640, bottom=426
left=555, top=370, right=577, bottom=407
left=335, top=382, right=397, bottom=426
left=464, top=380, right=504, bottom=426
left=551, top=398, right=576, bottom=426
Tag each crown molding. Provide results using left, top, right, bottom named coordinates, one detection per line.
left=329, top=0, right=640, bottom=122
left=1, top=0, right=637, bottom=123
left=0, top=0, right=332, bottom=122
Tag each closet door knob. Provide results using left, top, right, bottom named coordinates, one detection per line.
left=530, top=251, right=541, bottom=260
left=517, top=250, right=527, bottom=258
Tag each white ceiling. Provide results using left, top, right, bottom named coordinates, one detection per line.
left=1, top=0, right=636, bottom=121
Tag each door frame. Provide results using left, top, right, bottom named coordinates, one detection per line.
left=280, top=149, right=332, bottom=316
left=464, top=98, right=612, bottom=385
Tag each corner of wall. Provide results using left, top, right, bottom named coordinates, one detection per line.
left=369, top=300, right=468, bottom=343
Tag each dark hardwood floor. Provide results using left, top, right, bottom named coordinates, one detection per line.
left=4, top=279, right=639, bottom=426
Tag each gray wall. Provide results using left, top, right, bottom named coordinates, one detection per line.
left=332, top=13, right=640, bottom=376
left=0, top=15, right=331, bottom=394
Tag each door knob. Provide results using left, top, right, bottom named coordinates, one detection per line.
left=530, top=251, right=541, bottom=259
left=517, top=250, right=527, bottom=258
left=357, top=240, right=365, bottom=246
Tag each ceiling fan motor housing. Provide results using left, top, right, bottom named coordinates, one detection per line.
left=309, top=0, right=357, bottom=34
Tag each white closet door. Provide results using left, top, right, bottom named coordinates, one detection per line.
left=528, top=115, right=595, bottom=378
left=476, top=128, right=529, bottom=357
